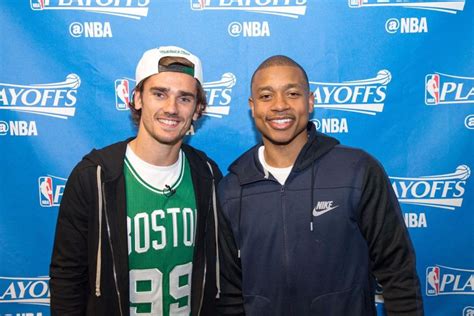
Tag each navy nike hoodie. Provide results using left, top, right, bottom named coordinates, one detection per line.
left=216, top=123, right=423, bottom=316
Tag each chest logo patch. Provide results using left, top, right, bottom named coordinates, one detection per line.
left=313, top=200, right=339, bottom=217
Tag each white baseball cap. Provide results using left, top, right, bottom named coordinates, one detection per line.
left=135, top=46, right=203, bottom=85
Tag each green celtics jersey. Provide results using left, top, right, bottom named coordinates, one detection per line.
left=125, top=151, right=196, bottom=316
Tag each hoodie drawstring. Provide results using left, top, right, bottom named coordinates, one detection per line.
left=95, top=166, right=103, bottom=297
left=206, top=162, right=221, bottom=299
left=237, top=186, right=243, bottom=259
left=310, top=162, right=320, bottom=232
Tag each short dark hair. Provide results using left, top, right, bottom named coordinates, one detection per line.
left=250, top=55, right=310, bottom=92
left=128, top=57, right=208, bottom=127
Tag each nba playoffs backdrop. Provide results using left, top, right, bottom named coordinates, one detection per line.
left=0, top=1, right=473, bottom=315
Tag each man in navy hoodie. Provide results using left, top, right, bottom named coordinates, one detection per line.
left=216, top=55, right=424, bottom=316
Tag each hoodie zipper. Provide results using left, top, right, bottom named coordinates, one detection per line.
left=102, top=182, right=125, bottom=316
left=280, top=185, right=291, bottom=303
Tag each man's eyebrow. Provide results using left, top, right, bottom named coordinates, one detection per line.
left=149, top=86, right=169, bottom=93
left=177, top=90, right=196, bottom=98
left=284, top=83, right=304, bottom=90
left=256, top=83, right=304, bottom=92
left=256, top=85, right=274, bottom=92
left=149, top=86, right=196, bottom=98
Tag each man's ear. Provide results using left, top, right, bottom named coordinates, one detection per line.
left=192, top=103, right=201, bottom=121
left=249, top=97, right=255, bottom=118
left=133, top=91, right=143, bottom=110
left=308, top=92, right=314, bottom=114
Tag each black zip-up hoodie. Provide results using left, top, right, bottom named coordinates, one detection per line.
left=217, top=124, right=424, bottom=316
left=50, top=138, right=222, bottom=315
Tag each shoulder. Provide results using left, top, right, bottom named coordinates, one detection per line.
left=316, top=145, right=386, bottom=190
left=68, top=138, right=132, bottom=183
left=325, top=144, right=370, bottom=161
left=322, top=144, right=382, bottom=169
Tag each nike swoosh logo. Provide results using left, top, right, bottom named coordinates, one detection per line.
left=312, top=205, right=339, bottom=217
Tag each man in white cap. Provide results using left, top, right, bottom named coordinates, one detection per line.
left=50, top=46, right=221, bottom=315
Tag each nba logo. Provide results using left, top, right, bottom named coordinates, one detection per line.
left=39, top=176, right=54, bottom=207
left=426, top=266, right=440, bottom=296
left=30, top=0, right=46, bottom=10
left=191, top=0, right=208, bottom=10
left=348, top=0, right=365, bottom=8
left=425, top=74, right=440, bottom=105
left=38, top=175, right=65, bottom=207
left=115, top=79, right=132, bottom=111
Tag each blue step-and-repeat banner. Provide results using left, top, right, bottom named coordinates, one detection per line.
left=1, top=1, right=473, bottom=315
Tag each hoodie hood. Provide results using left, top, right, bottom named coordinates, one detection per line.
left=82, top=138, right=134, bottom=182
left=228, top=123, right=339, bottom=185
